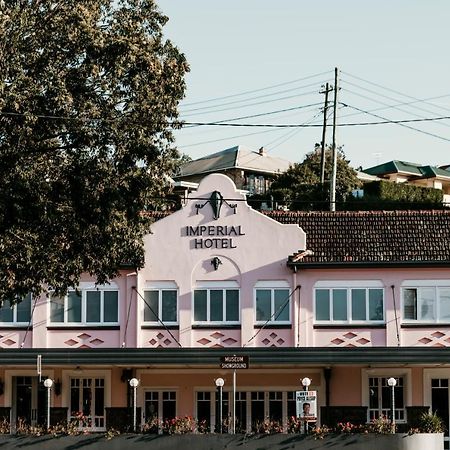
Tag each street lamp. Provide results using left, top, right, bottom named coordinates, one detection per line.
left=129, top=378, right=139, bottom=432
left=43, top=378, right=53, bottom=430
left=301, top=378, right=312, bottom=434
left=215, top=378, right=225, bottom=433
left=387, top=377, right=397, bottom=433
left=302, top=377, right=311, bottom=392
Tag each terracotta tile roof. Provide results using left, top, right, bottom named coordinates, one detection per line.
left=265, top=210, right=450, bottom=265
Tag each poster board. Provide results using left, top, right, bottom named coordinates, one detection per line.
left=295, top=390, right=317, bottom=420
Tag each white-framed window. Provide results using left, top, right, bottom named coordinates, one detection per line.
left=314, top=281, right=384, bottom=324
left=363, top=369, right=411, bottom=424
left=0, top=294, right=32, bottom=325
left=193, top=281, right=240, bottom=325
left=143, top=282, right=178, bottom=325
left=402, top=281, right=450, bottom=323
left=50, top=283, right=119, bottom=325
left=254, top=281, right=291, bottom=324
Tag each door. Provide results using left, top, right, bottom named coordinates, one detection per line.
left=13, top=376, right=47, bottom=428
left=431, top=378, right=449, bottom=438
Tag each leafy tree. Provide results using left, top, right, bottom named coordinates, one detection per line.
left=0, top=0, right=188, bottom=301
left=269, top=146, right=361, bottom=210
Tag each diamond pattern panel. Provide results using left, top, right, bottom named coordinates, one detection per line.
left=329, top=332, right=372, bottom=347
left=146, top=331, right=179, bottom=348
left=417, top=331, right=450, bottom=347
left=258, top=330, right=290, bottom=347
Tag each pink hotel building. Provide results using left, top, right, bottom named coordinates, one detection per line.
left=1, top=173, right=450, bottom=438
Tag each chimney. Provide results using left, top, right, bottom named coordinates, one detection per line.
left=258, top=146, right=266, bottom=156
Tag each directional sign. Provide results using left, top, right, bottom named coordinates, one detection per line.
left=220, top=355, right=249, bottom=369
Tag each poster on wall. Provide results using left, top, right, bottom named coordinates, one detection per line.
left=295, top=390, right=317, bottom=419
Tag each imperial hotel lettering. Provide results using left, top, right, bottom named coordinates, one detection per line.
left=185, top=225, right=245, bottom=249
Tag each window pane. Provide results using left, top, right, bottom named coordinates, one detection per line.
left=194, top=290, right=207, bottom=321
left=68, top=292, right=82, bottom=322
left=16, top=294, right=32, bottom=323
left=51, top=295, right=64, bottom=323
left=404, top=289, right=417, bottom=320
left=439, top=288, right=450, bottom=321
left=86, top=291, right=101, bottom=323
left=210, top=290, right=223, bottom=321
left=226, top=290, right=239, bottom=322
left=351, top=289, right=366, bottom=321
left=333, top=289, right=347, bottom=321
left=161, top=290, right=177, bottom=322
left=315, top=289, right=330, bottom=321
left=0, top=300, right=13, bottom=322
left=369, top=289, right=384, bottom=321
left=256, top=289, right=271, bottom=321
left=144, top=291, right=159, bottom=322
left=274, top=289, right=290, bottom=321
left=420, top=287, right=436, bottom=321
left=104, top=291, right=118, bottom=322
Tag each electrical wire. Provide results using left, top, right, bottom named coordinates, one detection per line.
left=183, top=102, right=323, bottom=128
left=180, top=81, right=328, bottom=114
left=180, top=70, right=332, bottom=107
left=341, top=82, right=450, bottom=129
left=180, top=90, right=320, bottom=117
left=342, top=71, right=450, bottom=114
left=340, top=103, right=450, bottom=143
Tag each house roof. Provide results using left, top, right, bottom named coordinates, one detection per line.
left=263, top=210, right=450, bottom=267
left=364, top=160, right=450, bottom=180
left=176, top=145, right=291, bottom=178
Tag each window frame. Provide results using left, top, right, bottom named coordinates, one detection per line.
left=49, top=283, right=119, bottom=326
left=0, top=294, right=33, bottom=326
left=143, top=282, right=179, bottom=326
left=192, top=281, right=240, bottom=325
left=362, top=368, right=411, bottom=424
left=402, top=281, right=450, bottom=324
left=254, top=281, right=291, bottom=325
left=313, top=281, right=385, bottom=325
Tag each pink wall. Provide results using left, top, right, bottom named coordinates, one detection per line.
left=139, top=174, right=306, bottom=348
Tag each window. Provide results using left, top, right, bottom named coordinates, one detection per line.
left=193, top=282, right=239, bottom=324
left=0, top=294, right=32, bottom=324
left=144, top=391, right=176, bottom=425
left=403, top=284, right=450, bottom=323
left=50, top=284, right=118, bottom=325
left=70, top=378, right=105, bottom=429
left=314, top=284, right=384, bottom=323
left=369, top=377, right=405, bottom=422
left=144, top=283, right=178, bottom=324
left=255, top=282, right=291, bottom=324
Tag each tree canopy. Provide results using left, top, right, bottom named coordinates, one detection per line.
left=0, top=0, right=188, bottom=301
left=269, top=146, right=361, bottom=210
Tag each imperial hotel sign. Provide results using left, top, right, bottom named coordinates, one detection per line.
left=184, top=225, right=245, bottom=249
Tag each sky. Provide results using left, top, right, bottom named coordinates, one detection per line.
left=156, top=0, right=450, bottom=169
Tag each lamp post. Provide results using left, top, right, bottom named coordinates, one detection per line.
left=301, top=377, right=311, bottom=434
left=43, top=378, right=53, bottom=430
left=387, top=377, right=397, bottom=433
left=129, top=378, right=139, bottom=432
left=215, top=378, right=225, bottom=433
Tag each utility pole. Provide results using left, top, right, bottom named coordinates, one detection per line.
left=319, top=83, right=332, bottom=185
left=330, top=67, right=339, bottom=212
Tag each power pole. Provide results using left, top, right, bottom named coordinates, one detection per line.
left=330, top=67, right=339, bottom=212
left=319, top=83, right=332, bottom=185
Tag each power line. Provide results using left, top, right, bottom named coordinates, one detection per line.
left=182, top=114, right=450, bottom=128
left=180, top=81, right=328, bottom=114
left=340, top=103, right=450, bottom=143
left=341, top=71, right=450, bottom=114
left=180, top=90, right=320, bottom=117
left=183, top=102, right=323, bottom=128
left=178, top=127, right=281, bottom=149
left=180, top=70, right=332, bottom=107
left=341, top=80, right=450, bottom=128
